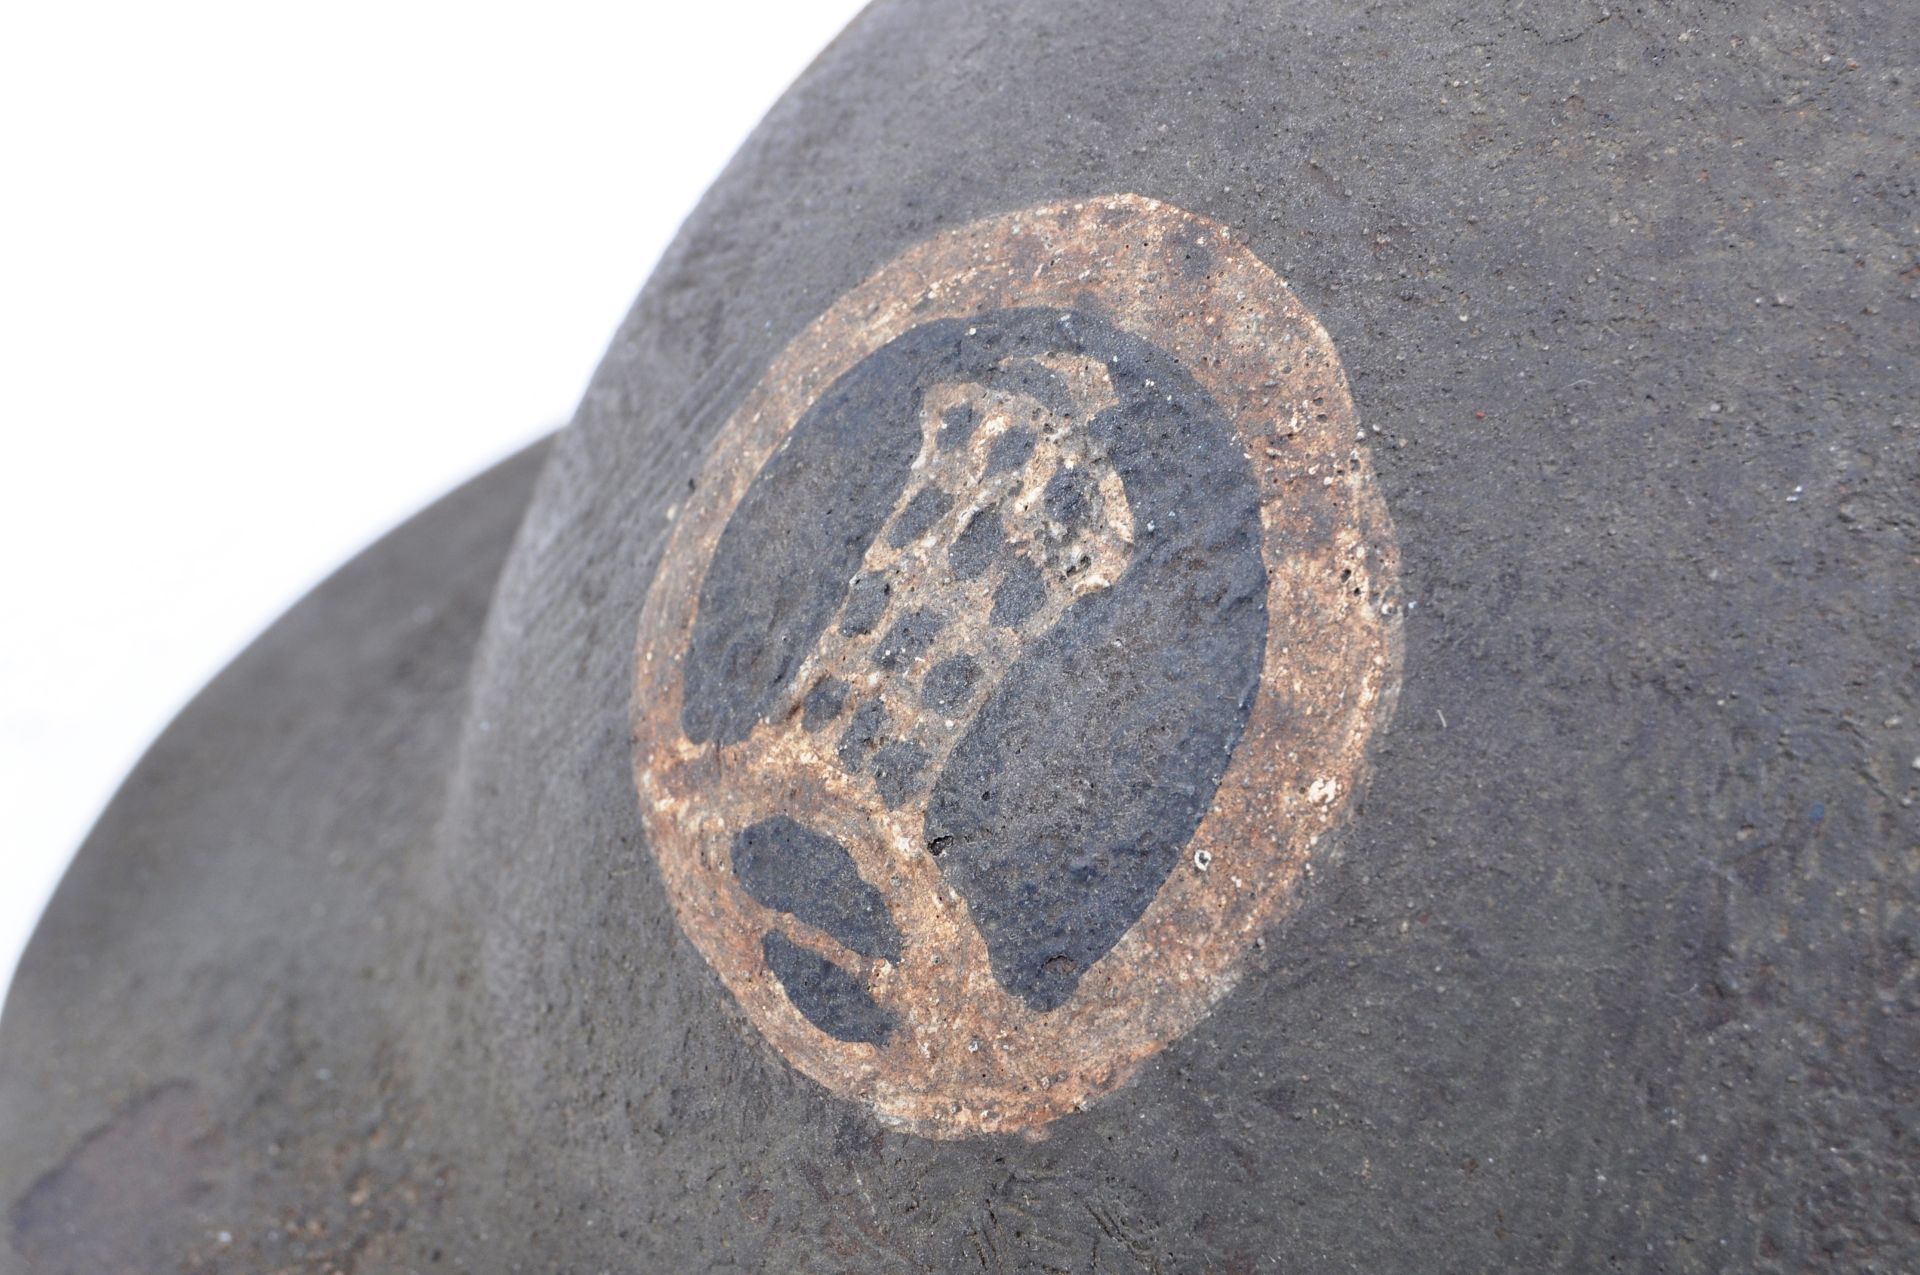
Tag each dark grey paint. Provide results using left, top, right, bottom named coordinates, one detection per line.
left=731, top=815, right=904, bottom=962
left=761, top=932, right=897, bottom=1046
left=4, top=1, right=1916, bottom=1271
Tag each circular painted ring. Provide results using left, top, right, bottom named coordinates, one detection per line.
left=632, top=194, right=1400, bottom=1139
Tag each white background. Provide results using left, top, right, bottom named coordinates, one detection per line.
left=0, top=2, right=868, bottom=1007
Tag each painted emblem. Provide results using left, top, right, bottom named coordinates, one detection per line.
left=632, top=195, right=1399, bottom=1138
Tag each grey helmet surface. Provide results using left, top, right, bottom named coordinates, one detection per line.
left=4, top=1, right=1917, bottom=1271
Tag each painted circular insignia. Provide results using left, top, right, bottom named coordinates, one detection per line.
left=632, top=195, right=1400, bottom=1138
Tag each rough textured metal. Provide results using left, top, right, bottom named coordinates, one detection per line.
left=632, top=196, right=1399, bottom=1137
left=3, top=1, right=1915, bottom=1270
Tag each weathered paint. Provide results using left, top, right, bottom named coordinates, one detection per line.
left=631, top=195, right=1401, bottom=1137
